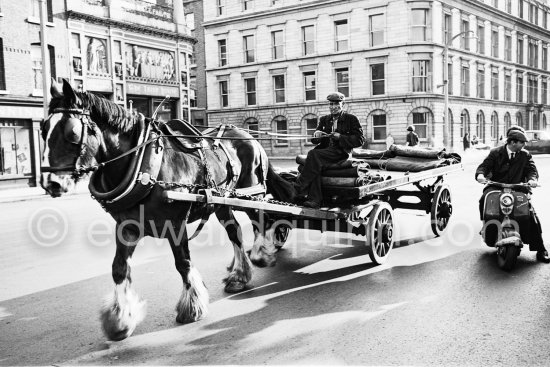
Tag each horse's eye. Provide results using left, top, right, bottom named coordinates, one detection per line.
left=64, top=118, right=82, bottom=144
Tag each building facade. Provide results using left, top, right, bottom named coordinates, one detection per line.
left=203, top=0, right=550, bottom=157
left=0, top=0, right=194, bottom=189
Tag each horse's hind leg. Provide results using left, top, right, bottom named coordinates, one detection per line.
left=246, top=209, right=278, bottom=268
left=100, top=226, right=146, bottom=341
left=215, top=205, right=253, bottom=293
left=168, top=229, right=209, bottom=324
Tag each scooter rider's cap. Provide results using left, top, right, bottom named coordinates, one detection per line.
left=327, top=92, right=345, bottom=102
left=507, top=129, right=528, bottom=142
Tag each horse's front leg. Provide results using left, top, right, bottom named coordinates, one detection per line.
left=168, top=226, right=209, bottom=324
left=215, top=205, right=253, bottom=293
left=100, top=225, right=147, bottom=341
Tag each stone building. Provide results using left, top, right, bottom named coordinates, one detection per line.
left=203, top=0, right=550, bottom=158
left=0, top=0, right=194, bottom=189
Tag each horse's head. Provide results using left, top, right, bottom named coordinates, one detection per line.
left=40, top=79, right=103, bottom=197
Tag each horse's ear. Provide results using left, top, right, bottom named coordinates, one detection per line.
left=50, top=77, right=63, bottom=98
left=61, top=78, right=80, bottom=105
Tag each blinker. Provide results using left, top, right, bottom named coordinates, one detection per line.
left=64, top=117, right=83, bottom=144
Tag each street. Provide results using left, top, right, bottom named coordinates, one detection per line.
left=1, top=151, right=550, bottom=366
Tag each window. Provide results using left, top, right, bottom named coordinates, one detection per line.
left=244, top=77, right=256, bottom=105
left=519, top=0, right=524, bottom=18
left=533, top=112, right=539, bottom=130
left=335, top=67, right=349, bottom=97
left=528, top=38, right=538, bottom=68
left=504, top=33, right=511, bottom=61
left=372, top=112, right=387, bottom=140
left=218, top=39, right=227, bottom=66
left=243, top=0, right=253, bottom=11
left=272, top=30, right=284, bottom=60
left=491, top=66, right=499, bottom=100
left=477, top=63, right=485, bottom=98
left=0, top=127, right=32, bottom=177
left=302, top=25, right=315, bottom=55
left=545, top=11, right=548, bottom=29
left=544, top=114, right=548, bottom=130
left=335, top=19, right=349, bottom=51
left=273, top=116, right=288, bottom=146
left=477, top=22, right=485, bottom=54
left=304, top=71, right=316, bottom=101
left=491, top=28, right=499, bottom=58
left=542, top=78, right=548, bottom=105
left=461, top=19, right=470, bottom=50
left=243, top=35, right=255, bottom=63
left=516, top=112, right=523, bottom=128
left=504, top=112, right=511, bottom=134
left=517, top=72, right=524, bottom=102
left=244, top=117, right=259, bottom=138
left=460, top=110, right=470, bottom=137
left=0, top=38, right=5, bottom=90
left=217, top=0, right=224, bottom=16
left=30, top=0, right=53, bottom=22
left=273, top=74, right=285, bottom=103
left=491, top=112, right=499, bottom=141
left=504, top=70, right=511, bottom=101
left=493, top=0, right=498, bottom=8
left=219, top=80, right=228, bottom=107
left=529, top=3, right=538, bottom=25
left=370, top=14, right=385, bottom=46
left=412, top=110, right=430, bottom=139
left=517, top=35, right=524, bottom=64
left=304, top=114, right=318, bottom=144
left=443, top=13, right=452, bottom=45
left=371, top=63, right=385, bottom=95
left=475, top=110, right=485, bottom=142
left=31, top=44, right=42, bottom=92
left=412, top=9, right=428, bottom=41
left=412, top=60, right=430, bottom=92
left=543, top=46, right=548, bottom=71
left=461, top=62, right=470, bottom=97
left=528, top=74, right=538, bottom=103
left=506, top=0, right=512, bottom=14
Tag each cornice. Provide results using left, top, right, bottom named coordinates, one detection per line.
left=66, top=10, right=197, bottom=44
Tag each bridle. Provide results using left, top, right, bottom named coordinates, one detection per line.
left=41, top=107, right=99, bottom=178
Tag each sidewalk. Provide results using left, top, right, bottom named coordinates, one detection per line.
left=0, top=181, right=89, bottom=204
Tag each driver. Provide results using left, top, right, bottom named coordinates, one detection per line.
left=475, top=126, right=550, bottom=263
left=294, top=92, right=364, bottom=208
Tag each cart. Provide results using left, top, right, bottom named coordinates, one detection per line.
left=162, top=162, right=463, bottom=265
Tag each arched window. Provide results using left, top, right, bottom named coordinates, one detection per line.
left=370, top=109, right=387, bottom=141
left=543, top=114, right=548, bottom=130
left=504, top=112, right=511, bottom=134
left=409, top=107, right=433, bottom=139
left=460, top=109, right=470, bottom=138
left=476, top=110, right=484, bottom=142
left=533, top=112, right=540, bottom=130
left=491, top=112, right=499, bottom=143
left=244, top=117, right=259, bottom=138
left=516, top=112, right=523, bottom=128
left=272, top=115, right=288, bottom=146
left=302, top=113, right=318, bottom=144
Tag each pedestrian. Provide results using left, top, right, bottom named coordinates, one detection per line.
left=405, top=125, right=419, bottom=147
left=463, top=133, right=470, bottom=150
left=471, top=135, right=478, bottom=145
left=385, top=133, right=394, bottom=149
left=294, top=92, right=364, bottom=208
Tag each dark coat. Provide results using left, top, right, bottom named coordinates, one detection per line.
left=311, top=112, right=364, bottom=153
left=475, top=145, right=538, bottom=184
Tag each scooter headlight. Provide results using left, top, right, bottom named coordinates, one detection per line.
left=500, top=193, right=514, bottom=215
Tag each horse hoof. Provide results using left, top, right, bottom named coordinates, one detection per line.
left=224, top=281, right=246, bottom=293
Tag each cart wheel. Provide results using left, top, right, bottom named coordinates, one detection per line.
left=274, top=223, right=291, bottom=250
left=367, top=202, right=394, bottom=265
left=431, top=184, right=452, bottom=236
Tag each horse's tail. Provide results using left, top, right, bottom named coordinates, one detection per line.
left=266, top=163, right=296, bottom=203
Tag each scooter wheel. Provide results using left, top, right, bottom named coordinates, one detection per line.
left=497, top=245, right=520, bottom=271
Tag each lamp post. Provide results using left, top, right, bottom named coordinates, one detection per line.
left=443, top=30, right=476, bottom=149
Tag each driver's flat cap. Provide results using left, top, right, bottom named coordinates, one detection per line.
left=327, top=92, right=345, bottom=102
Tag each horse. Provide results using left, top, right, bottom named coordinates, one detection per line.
left=40, top=79, right=295, bottom=341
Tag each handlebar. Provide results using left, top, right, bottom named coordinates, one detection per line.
left=484, top=180, right=539, bottom=189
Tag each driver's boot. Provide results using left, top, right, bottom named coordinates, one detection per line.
left=536, top=249, right=550, bottom=263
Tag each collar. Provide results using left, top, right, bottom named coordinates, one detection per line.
left=505, top=145, right=517, bottom=159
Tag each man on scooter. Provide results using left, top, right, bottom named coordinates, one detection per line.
left=475, top=126, right=550, bottom=263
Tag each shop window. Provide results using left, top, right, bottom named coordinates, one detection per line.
left=0, top=126, right=32, bottom=177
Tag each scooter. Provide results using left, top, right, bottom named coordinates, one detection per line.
left=480, top=181, right=536, bottom=271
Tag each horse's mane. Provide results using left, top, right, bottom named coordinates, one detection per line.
left=49, top=91, right=141, bottom=134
